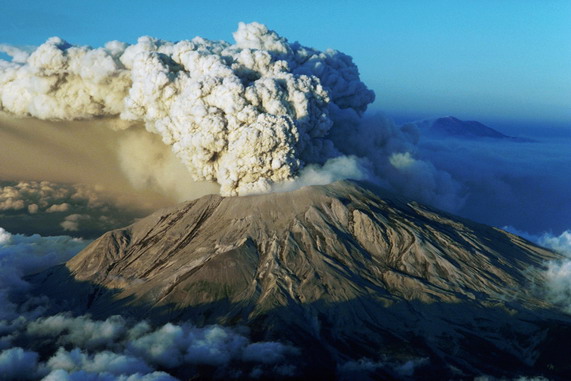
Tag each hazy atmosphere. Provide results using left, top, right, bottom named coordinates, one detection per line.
left=0, top=1, right=570, bottom=380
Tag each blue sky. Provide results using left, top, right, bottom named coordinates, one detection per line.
left=1, top=0, right=569, bottom=126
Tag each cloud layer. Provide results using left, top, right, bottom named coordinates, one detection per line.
left=0, top=180, right=167, bottom=237
left=417, top=133, right=571, bottom=234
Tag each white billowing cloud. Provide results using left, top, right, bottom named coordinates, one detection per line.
left=503, top=227, right=571, bottom=314
left=60, top=214, right=91, bottom=232
left=0, top=37, right=130, bottom=119
left=0, top=227, right=88, bottom=320
left=536, top=230, right=571, bottom=314
left=11, top=313, right=299, bottom=380
left=0, top=347, right=39, bottom=380
left=47, top=348, right=152, bottom=376
left=27, top=203, right=39, bottom=214
left=338, top=357, right=429, bottom=378
left=28, top=315, right=128, bottom=350
left=0, top=228, right=87, bottom=290
left=127, top=323, right=296, bottom=369
left=0, top=182, right=48, bottom=211
left=0, top=180, right=116, bottom=214
left=389, top=152, right=416, bottom=169
left=42, top=369, right=178, bottom=381
left=0, top=227, right=10, bottom=244
left=539, top=230, right=571, bottom=256
left=0, top=44, right=32, bottom=63
left=0, top=180, right=169, bottom=237
left=46, top=203, right=70, bottom=213
left=271, top=155, right=367, bottom=193
left=543, top=260, right=571, bottom=313
left=0, top=22, right=374, bottom=197
left=0, top=198, right=25, bottom=211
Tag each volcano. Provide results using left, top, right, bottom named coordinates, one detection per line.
left=35, top=180, right=571, bottom=379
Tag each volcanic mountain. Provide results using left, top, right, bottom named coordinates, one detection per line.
left=36, top=180, right=571, bottom=379
left=415, top=116, right=527, bottom=140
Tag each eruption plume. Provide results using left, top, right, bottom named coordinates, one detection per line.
left=0, top=22, right=374, bottom=196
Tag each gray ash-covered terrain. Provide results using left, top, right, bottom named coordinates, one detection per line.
left=33, top=180, right=571, bottom=380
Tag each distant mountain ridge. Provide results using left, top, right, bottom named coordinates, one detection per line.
left=34, top=180, right=571, bottom=379
left=415, top=116, right=531, bottom=141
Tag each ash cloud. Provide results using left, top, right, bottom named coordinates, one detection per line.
left=115, top=128, right=220, bottom=202
left=0, top=22, right=474, bottom=212
left=0, top=22, right=374, bottom=196
left=1, top=22, right=568, bottom=224
left=0, top=114, right=219, bottom=205
left=539, top=231, right=571, bottom=256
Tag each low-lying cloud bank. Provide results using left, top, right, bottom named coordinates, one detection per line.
left=0, top=180, right=167, bottom=237
left=417, top=133, right=571, bottom=235
left=338, top=357, right=429, bottom=379
left=0, top=227, right=88, bottom=320
left=503, top=227, right=571, bottom=257
left=23, top=316, right=298, bottom=380
left=534, top=231, right=571, bottom=314
left=503, top=227, right=571, bottom=314
left=0, top=227, right=300, bottom=379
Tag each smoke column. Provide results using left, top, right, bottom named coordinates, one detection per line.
left=0, top=22, right=374, bottom=196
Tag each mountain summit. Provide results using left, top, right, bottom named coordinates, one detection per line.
left=50, top=181, right=570, bottom=379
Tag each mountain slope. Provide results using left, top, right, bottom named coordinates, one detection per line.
left=57, top=180, right=570, bottom=378
left=68, top=180, right=553, bottom=307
